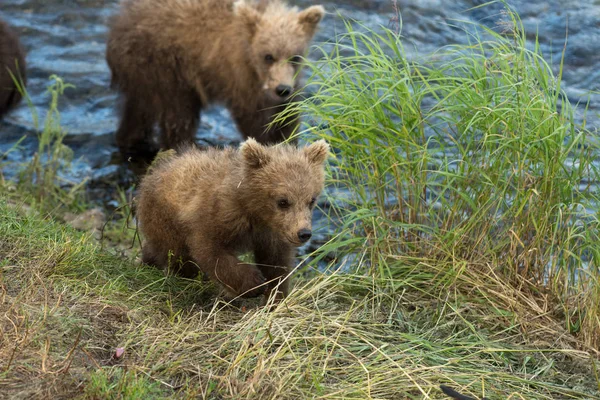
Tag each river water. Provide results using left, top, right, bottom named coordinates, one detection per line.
left=0, top=0, right=598, bottom=243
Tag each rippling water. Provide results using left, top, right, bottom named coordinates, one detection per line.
left=0, top=0, right=598, bottom=187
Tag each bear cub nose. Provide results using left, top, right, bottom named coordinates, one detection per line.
left=297, top=228, right=312, bottom=243
left=276, top=84, right=293, bottom=98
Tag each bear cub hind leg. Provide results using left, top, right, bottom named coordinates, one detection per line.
left=142, top=241, right=200, bottom=279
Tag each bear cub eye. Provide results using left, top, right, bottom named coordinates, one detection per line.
left=277, top=199, right=290, bottom=209
left=309, top=197, right=316, bottom=207
left=264, top=54, right=275, bottom=64
left=290, top=55, right=302, bottom=64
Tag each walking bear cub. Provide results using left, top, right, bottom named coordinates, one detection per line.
left=136, top=138, right=329, bottom=302
left=0, top=18, right=26, bottom=119
left=106, top=0, right=325, bottom=159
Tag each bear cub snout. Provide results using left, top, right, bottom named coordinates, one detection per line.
left=136, top=138, right=329, bottom=303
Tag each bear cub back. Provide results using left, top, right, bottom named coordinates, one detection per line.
left=136, top=138, right=329, bottom=302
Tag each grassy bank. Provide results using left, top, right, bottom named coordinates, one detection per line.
left=1, top=199, right=598, bottom=399
left=2, top=4, right=600, bottom=400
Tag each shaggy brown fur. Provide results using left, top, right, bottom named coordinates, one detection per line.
left=106, top=0, right=325, bottom=159
left=0, top=18, right=26, bottom=119
left=136, top=138, right=329, bottom=302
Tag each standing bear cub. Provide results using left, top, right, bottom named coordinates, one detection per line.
left=136, top=138, right=329, bottom=302
left=107, top=0, right=325, bottom=159
left=0, top=18, right=26, bottom=119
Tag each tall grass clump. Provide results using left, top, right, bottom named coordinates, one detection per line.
left=17, top=75, right=85, bottom=209
left=295, top=7, right=600, bottom=349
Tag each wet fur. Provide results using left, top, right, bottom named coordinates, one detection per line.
left=0, top=18, right=26, bottom=119
left=136, top=138, right=329, bottom=302
left=106, top=0, right=324, bottom=159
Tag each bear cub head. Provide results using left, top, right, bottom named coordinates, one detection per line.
left=240, top=138, right=329, bottom=246
left=234, top=0, right=325, bottom=104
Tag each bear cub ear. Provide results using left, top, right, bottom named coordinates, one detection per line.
left=241, top=138, right=272, bottom=169
left=234, top=0, right=262, bottom=35
left=298, top=5, right=325, bottom=34
left=303, top=139, right=330, bottom=165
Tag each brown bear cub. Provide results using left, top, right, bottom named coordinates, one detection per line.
left=0, top=18, right=26, bottom=119
left=106, top=0, right=325, bottom=160
left=136, top=138, right=329, bottom=302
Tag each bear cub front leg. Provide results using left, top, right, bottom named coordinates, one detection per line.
left=191, top=250, right=267, bottom=299
left=254, top=244, right=295, bottom=303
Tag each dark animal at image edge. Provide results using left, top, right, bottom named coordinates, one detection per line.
left=136, top=138, right=329, bottom=303
left=440, top=385, right=489, bottom=400
left=106, top=0, right=325, bottom=161
left=0, top=18, right=26, bottom=119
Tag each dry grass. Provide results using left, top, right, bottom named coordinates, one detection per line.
left=1, top=200, right=599, bottom=399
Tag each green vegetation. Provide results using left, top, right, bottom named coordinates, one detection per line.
left=17, top=75, right=85, bottom=211
left=1, top=5, right=600, bottom=399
